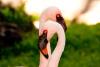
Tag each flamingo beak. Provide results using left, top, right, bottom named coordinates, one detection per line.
left=38, top=30, right=49, bottom=59
left=56, top=14, right=67, bottom=32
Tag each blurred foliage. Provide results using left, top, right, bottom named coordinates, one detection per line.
left=59, top=23, right=100, bottom=67
left=0, top=6, right=35, bottom=32
left=0, top=4, right=39, bottom=65
left=0, top=29, right=39, bottom=67
left=0, top=23, right=100, bottom=67
left=0, top=4, right=39, bottom=49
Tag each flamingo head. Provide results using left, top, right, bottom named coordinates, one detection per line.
left=39, top=30, right=49, bottom=59
left=40, top=7, right=61, bottom=21
left=40, top=7, right=67, bottom=32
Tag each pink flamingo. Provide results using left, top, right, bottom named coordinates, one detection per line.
left=39, top=21, right=66, bottom=67
left=39, top=7, right=67, bottom=67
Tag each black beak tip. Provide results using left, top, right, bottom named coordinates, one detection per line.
left=44, top=54, right=49, bottom=59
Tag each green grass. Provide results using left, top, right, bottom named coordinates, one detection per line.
left=0, top=23, right=100, bottom=67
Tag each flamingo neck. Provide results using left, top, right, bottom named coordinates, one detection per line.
left=39, top=21, right=66, bottom=67
left=48, top=22, right=65, bottom=67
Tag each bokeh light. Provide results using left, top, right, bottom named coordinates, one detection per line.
left=1, top=0, right=100, bottom=26
left=24, top=0, right=87, bottom=20
left=33, top=21, right=39, bottom=29
left=78, top=0, right=100, bottom=25
left=1, top=0, right=25, bottom=8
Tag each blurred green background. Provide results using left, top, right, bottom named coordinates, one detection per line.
left=0, top=1, right=100, bottom=67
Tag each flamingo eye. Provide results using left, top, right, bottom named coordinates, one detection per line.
left=56, top=14, right=61, bottom=18
left=43, top=30, right=48, bottom=34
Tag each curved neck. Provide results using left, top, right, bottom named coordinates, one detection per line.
left=48, top=22, right=65, bottom=67
left=39, top=21, right=66, bottom=67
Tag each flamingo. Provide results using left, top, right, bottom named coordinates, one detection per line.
left=39, top=7, right=67, bottom=67
left=39, top=21, right=66, bottom=67
left=39, top=7, right=67, bottom=32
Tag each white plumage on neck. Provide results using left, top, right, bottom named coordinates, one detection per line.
left=39, top=20, right=65, bottom=67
